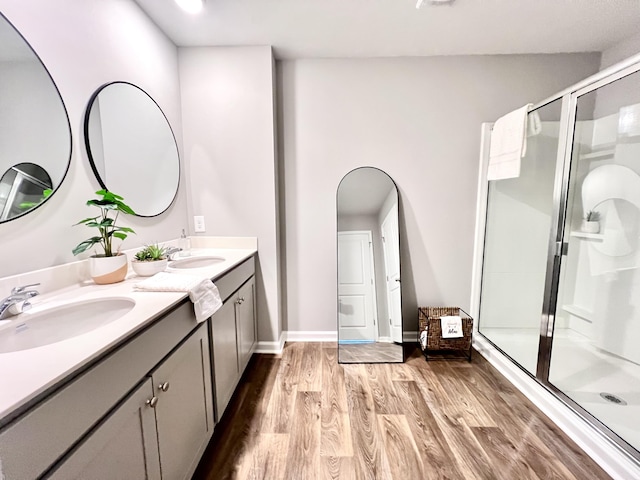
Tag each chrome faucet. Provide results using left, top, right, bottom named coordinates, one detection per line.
left=165, top=247, right=183, bottom=260
left=0, top=283, right=40, bottom=320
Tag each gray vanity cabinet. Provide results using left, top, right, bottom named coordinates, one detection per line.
left=211, top=298, right=240, bottom=420
left=0, top=255, right=256, bottom=480
left=153, top=322, right=213, bottom=480
left=48, top=322, right=212, bottom=480
left=47, top=379, right=161, bottom=480
left=211, top=275, right=257, bottom=421
left=236, top=278, right=256, bottom=374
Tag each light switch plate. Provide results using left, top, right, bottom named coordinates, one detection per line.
left=194, top=215, right=206, bottom=232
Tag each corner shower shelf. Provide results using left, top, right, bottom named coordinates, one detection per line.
left=578, top=145, right=615, bottom=161
left=570, top=231, right=604, bottom=241
left=562, top=304, right=593, bottom=321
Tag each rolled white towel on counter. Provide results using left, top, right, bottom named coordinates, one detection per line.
left=133, top=272, right=223, bottom=323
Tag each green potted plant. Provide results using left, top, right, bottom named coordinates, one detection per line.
left=72, top=189, right=136, bottom=284
left=131, top=243, right=169, bottom=277
left=582, top=210, right=600, bottom=234
left=19, top=188, right=52, bottom=210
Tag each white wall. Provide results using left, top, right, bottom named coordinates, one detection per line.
left=278, top=54, right=601, bottom=335
left=0, top=0, right=188, bottom=279
left=178, top=46, right=281, bottom=344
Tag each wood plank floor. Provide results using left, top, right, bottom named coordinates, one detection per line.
left=192, top=343, right=612, bottom=480
left=338, top=342, right=404, bottom=363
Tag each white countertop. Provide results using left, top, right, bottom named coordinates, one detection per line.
left=0, top=246, right=256, bottom=423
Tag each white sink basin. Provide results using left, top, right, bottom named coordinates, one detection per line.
left=168, top=256, right=225, bottom=270
left=0, top=297, right=135, bottom=353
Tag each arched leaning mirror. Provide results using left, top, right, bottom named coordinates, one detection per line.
left=337, top=167, right=403, bottom=363
left=84, top=82, right=180, bottom=217
left=0, top=13, right=71, bottom=222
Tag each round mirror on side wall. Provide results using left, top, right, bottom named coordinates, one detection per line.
left=0, top=13, right=71, bottom=223
left=84, top=82, right=180, bottom=217
left=337, top=167, right=403, bottom=364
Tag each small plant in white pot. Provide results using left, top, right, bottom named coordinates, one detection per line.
left=582, top=210, right=600, bottom=234
left=132, top=243, right=169, bottom=277
left=72, top=189, right=136, bottom=284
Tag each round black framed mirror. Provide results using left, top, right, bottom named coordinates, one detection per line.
left=84, top=82, right=180, bottom=217
left=0, top=13, right=71, bottom=223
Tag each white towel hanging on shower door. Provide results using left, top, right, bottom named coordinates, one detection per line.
left=487, top=104, right=532, bottom=181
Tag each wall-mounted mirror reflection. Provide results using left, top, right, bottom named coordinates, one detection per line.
left=0, top=163, right=52, bottom=221
left=0, top=13, right=71, bottom=223
left=84, top=82, right=180, bottom=217
left=337, top=167, right=403, bottom=363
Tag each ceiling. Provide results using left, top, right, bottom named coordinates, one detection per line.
left=134, top=0, right=640, bottom=59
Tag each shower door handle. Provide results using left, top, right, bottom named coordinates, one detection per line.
left=554, top=241, right=569, bottom=257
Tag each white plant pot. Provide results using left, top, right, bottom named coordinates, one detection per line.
left=131, top=259, right=168, bottom=277
left=581, top=220, right=600, bottom=234
left=89, top=254, right=128, bottom=285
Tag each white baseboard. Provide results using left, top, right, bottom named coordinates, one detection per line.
left=257, top=330, right=418, bottom=348
left=252, top=331, right=339, bottom=353
left=284, top=331, right=418, bottom=343
left=403, top=331, right=418, bottom=343
left=474, top=335, right=640, bottom=480
left=285, top=330, right=337, bottom=342
left=377, top=336, right=392, bottom=343
left=254, top=331, right=286, bottom=354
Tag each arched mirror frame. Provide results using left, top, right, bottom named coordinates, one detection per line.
left=83, top=81, right=180, bottom=218
left=0, top=12, right=72, bottom=223
left=336, top=166, right=404, bottom=364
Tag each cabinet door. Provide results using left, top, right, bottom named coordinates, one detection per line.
left=210, top=298, right=240, bottom=420
left=47, top=379, right=161, bottom=480
left=236, top=278, right=256, bottom=373
left=153, top=322, right=214, bottom=480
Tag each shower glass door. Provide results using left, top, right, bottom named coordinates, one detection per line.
left=549, top=69, right=640, bottom=453
left=478, top=99, right=563, bottom=375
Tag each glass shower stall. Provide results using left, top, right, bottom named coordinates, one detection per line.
left=477, top=56, right=640, bottom=462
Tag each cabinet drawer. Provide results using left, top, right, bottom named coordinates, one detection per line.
left=0, top=302, right=198, bottom=480
left=214, top=256, right=255, bottom=302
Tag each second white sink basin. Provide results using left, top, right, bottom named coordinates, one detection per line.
left=168, top=256, right=225, bottom=270
left=0, top=297, right=135, bottom=354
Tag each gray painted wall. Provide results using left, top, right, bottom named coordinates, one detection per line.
left=178, top=46, right=281, bottom=344
left=600, top=30, right=640, bottom=70
left=278, top=54, right=602, bottom=335
left=0, top=0, right=188, bottom=278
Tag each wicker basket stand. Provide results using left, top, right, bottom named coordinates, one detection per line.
left=418, top=307, right=473, bottom=361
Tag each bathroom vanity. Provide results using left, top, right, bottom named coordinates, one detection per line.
left=0, top=247, right=257, bottom=480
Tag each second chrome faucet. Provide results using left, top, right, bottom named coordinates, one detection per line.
left=0, top=283, right=40, bottom=320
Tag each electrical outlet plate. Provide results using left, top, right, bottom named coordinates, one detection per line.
left=194, top=216, right=206, bottom=233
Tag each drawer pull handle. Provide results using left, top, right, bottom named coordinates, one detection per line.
left=146, top=396, right=159, bottom=408
left=158, top=382, right=170, bottom=392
